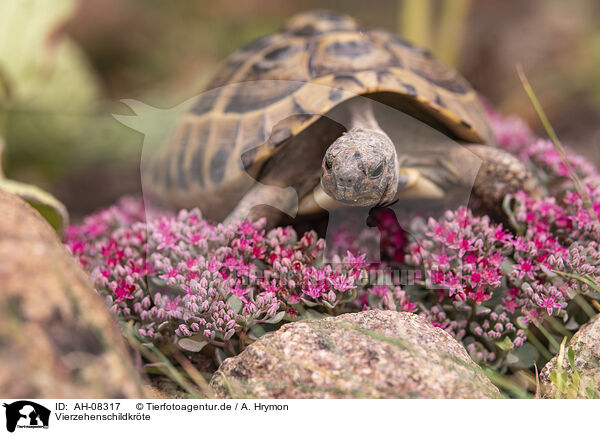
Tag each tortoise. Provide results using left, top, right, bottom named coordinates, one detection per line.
left=144, top=10, right=538, bottom=225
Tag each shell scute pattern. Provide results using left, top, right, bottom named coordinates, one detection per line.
left=190, top=90, right=220, bottom=115
left=147, top=10, right=493, bottom=214
left=224, top=80, right=306, bottom=114
left=190, top=122, right=208, bottom=187
left=309, top=31, right=399, bottom=77
left=283, top=9, right=359, bottom=36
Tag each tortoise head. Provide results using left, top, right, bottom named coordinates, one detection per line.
left=321, top=128, right=399, bottom=207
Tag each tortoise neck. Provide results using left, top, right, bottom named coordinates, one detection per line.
left=347, top=97, right=382, bottom=132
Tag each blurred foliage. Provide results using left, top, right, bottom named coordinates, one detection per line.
left=0, top=0, right=78, bottom=99
left=1, top=0, right=97, bottom=156
left=0, top=0, right=145, bottom=218
left=463, top=1, right=600, bottom=143
left=0, top=0, right=86, bottom=233
left=0, top=0, right=135, bottom=176
left=397, top=0, right=471, bottom=67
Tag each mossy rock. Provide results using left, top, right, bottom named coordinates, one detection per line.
left=210, top=310, right=500, bottom=398
left=540, top=314, right=600, bottom=399
left=0, top=188, right=146, bottom=397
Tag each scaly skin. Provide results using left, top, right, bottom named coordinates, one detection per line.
left=321, top=128, right=399, bottom=207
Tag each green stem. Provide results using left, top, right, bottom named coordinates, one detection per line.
left=516, top=65, right=598, bottom=224
left=398, top=0, right=433, bottom=48
left=537, top=323, right=561, bottom=352
left=525, top=329, right=553, bottom=361
left=552, top=269, right=600, bottom=292
left=468, top=300, right=477, bottom=324
left=0, top=65, right=12, bottom=102
left=481, top=368, right=533, bottom=399
left=436, top=0, right=472, bottom=66
left=224, top=339, right=236, bottom=357
left=0, top=135, right=5, bottom=179
left=122, top=324, right=202, bottom=398
left=547, top=317, right=573, bottom=341
left=573, top=294, right=597, bottom=318
left=0, top=63, right=10, bottom=178
left=0, top=101, right=5, bottom=179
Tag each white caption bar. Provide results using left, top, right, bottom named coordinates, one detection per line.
left=0, top=399, right=594, bottom=435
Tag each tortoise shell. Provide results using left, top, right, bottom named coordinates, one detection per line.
left=146, top=10, right=495, bottom=219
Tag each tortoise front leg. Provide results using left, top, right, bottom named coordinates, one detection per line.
left=394, top=144, right=541, bottom=212
left=465, top=144, right=542, bottom=210
left=223, top=183, right=298, bottom=226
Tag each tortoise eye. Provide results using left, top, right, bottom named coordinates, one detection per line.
left=324, top=157, right=333, bottom=171
left=370, top=162, right=384, bottom=179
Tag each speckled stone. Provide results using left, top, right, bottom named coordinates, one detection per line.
left=210, top=310, right=500, bottom=398
left=540, top=314, right=600, bottom=399
left=0, top=189, right=147, bottom=398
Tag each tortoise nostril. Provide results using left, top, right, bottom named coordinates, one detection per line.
left=337, top=173, right=356, bottom=188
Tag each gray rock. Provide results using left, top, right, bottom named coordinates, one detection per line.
left=0, top=189, right=147, bottom=398
left=540, top=314, right=600, bottom=399
left=210, top=310, right=500, bottom=398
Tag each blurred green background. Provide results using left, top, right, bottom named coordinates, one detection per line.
left=2, top=0, right=600, bottom=218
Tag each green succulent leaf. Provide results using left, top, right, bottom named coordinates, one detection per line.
left=567, top=347, right=577, bottom=371
left=249, top=324, right=267, bottom=339
left=509, top=343, right=538, bottom=368
left=263, top=311, right=286, bottom=324
left=495, top=336, right=514, bottom=352
left=0, top=178, right=68, bottom=235
left=549, top=371, right=560, bottom=388
left=227, top=296, right=243, bottom=314
left=177, top=337, right=208, bottom=353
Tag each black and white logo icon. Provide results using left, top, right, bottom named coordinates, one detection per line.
left=3, top=401, right=50, bottom=433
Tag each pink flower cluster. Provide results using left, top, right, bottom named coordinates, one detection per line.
left=406, top=207, right=538, bottom=364
left=66, top=200, right=415, bottom=359
left=510, top=190, right=600, bottom=296
left=397, top=110, right=600, bottom=367
left=406, top=194, right=600, bottom=365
